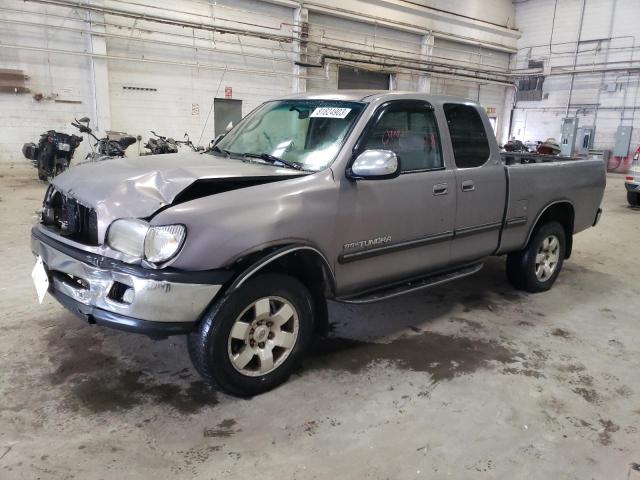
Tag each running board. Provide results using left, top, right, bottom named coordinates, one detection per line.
left=335, top=262, right=484, bottom=304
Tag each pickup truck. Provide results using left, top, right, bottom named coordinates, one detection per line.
left=31, top=91, right=605, bottom=396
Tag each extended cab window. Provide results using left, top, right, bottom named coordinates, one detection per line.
left=443, top=103, right=490, bottom=168
left=362, top=103, right=443, bottom=172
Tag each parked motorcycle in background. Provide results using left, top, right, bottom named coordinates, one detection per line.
left=176, top=133, right=205, bottom=152
left=22, top=129, right=83, bottom=180
left=143, top=131, right=179, bottom=155
left=502, top=139, right=529, bottom=153
left=536, top=138, right=561, bottom=155
left=71, top=117, right=137, bottom=163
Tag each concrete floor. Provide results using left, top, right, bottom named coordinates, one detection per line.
left=0, top=163, right=639, bottom=479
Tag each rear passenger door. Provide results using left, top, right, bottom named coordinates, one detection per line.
left=443, top=103, right=506, bottom=263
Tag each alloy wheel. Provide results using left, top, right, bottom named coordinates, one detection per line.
left=227, top=296, right=299, bottom=377
left=535, top=235, right=560, bottom=282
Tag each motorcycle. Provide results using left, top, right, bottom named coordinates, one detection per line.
left=176, top=133, right=204, bottom=152
left=536, top=137, right=561, bottom=155
left=143, top=131, right=179, bottom=155
left=22, top=129, right=83, bottom=180
left=502, top=139, right=529, bottom=153
left=71, top=117, right=137, bottom=163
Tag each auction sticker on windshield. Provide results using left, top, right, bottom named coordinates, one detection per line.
left=310, top=107, right=352, bottom=118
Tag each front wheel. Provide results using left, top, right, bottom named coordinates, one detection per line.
left=188, top=273, right=315, bottom=397
left=628, top=191, right=640, bottom=206
left=507, top=221, right=566, bottom=293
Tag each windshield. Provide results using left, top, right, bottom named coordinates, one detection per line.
left=214, top=100, right=365, bottom=171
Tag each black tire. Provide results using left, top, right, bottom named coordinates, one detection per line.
left=506, top=221, right=566, bottom=293
left=53, top=158, right=68, bottom=177
left=628, top=191, right=640, bottom=206
left=37, top=170, right=48, bottom=181
left=188, top=273, right=315, bottom=397
left=54, top=164, right=66, bottom=176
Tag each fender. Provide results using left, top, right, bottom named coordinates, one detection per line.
left=227, top=244, right=336, bottom=294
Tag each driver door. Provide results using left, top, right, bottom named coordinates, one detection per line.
left=333, top=100, right=456, bottom=295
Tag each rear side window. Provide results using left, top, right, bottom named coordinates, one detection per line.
left=361, top=103, right=443, bottom=172
left=443, top=103, right=490, bottom=168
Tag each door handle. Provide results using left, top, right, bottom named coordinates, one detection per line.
left=433, top=183, right=448, bottom=195
left=461, top=180, right=475, bottom=192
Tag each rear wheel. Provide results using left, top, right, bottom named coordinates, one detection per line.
left=188, top=273, right=315, bottom=397
left=507, top=221, right=566, bottom=293
left=628, top=191, right=640, bottom=206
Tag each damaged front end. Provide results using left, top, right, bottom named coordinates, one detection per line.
left=47, top=152, right=306, bottom=242
left=41, top=185, right=99, bottom=246
left=31, top=152, right=308, bottom=336
left=31, top=226, right=229, bottom=336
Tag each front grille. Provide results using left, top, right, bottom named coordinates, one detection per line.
left=41, top=186, right=99, bottom=245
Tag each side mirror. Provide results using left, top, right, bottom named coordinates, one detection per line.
left=225, top=121, right=234, bottom=133
left=79, top=117, right=90, bottom=124
left=346, top=150, right=400, bottom=180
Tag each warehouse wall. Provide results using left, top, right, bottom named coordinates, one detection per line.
left=105, top=0, right=295, bottom=150
left=0, top=4, right=96, bottom=160
left=0, top=0, right=518, bottom=163
left=511, top=0, right=640, bottom=156
left=430, top=38, right=511, bottom=140
left=305, top=12, right=425, bottom=92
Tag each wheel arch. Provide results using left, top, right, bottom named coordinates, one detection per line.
left=525, top=201, right=575, bottom=258
left=224, top=244, right=336, bottom=336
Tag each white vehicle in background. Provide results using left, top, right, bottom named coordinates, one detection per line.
left=626, top=147, right=640, bottom=206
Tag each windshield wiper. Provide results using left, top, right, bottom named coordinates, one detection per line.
left=243, top=152, right=302, bottom=170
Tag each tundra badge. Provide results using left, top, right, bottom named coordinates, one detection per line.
left=343, top=235, right=392, bottom=251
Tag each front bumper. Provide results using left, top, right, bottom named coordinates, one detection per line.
left=31, top=227, right=232, bottom=336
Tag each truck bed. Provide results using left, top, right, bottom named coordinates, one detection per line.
left=497, top=155, right=606, bottom=254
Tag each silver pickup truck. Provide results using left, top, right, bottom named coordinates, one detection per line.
left=31, top=91, right=605, bottom=396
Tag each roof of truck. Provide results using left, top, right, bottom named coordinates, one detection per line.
left=278, top=90, right=477, bottom=104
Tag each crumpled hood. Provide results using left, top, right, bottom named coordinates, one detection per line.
left=51, top=151, right=306, bottom=240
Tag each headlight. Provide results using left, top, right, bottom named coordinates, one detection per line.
left=144, top=224, right=186, bottom=263
left=108, top=220, right=186, bottom=264
left=107, top=219, right=149, bottom=257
